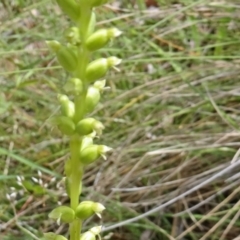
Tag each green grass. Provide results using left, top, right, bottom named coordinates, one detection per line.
left=1, top=0, right=240, bottom=239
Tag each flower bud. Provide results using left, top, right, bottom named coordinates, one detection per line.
left=80, top=226, right=102, bottom=240
left=81, top=133, right=95, bottom=151
left=92, top=202, right=105, bottom=218
left=58, top=94, right=75, bottom=118
left=43, top=232, right=67, bottom=240
left=46, top=40, right=62, bottom=53
left=86, top=57, right=121, bottom=82
left=89, top=226, right=102, bottom=235
left=93, top=79, right=106, bottom=90
left=80, top=232, right=95, bottom=240
left=63, top=78, right=83, bottom=95
left=75, top=201, right=105, bottom=220
left=107, top=56, right=122, bottom=68
left=85, top=86, right=100, bottom=113
left=76, top=118, right=104, bottom=136
left=80, top=145, right=100, bottom=164
left=80, top=145, right=112, bottom=165
left=50, top=116, right=75, bottom=136
left=86, top=28, right=122, bottom=51
left=49, top=206, right=75, bottom=224
left=64, top=27, right=81, bottom=46
left=56, top=0, right=80, bottom=22
left=56, top=46, right=78, bottom=72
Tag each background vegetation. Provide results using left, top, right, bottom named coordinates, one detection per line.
left=1, top=0, right=240, bottom=239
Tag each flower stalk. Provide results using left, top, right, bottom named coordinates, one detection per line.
left=44, top=1, right=121, bottom=240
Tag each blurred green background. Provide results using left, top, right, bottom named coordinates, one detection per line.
left=1, top=0, right=240, bottom=239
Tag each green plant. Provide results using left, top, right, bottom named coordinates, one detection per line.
left=43, top=1, right=122, bottom=240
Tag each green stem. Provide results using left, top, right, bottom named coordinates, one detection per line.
left=69, top=135, right=83, bottom=240
left=69, top=4, right=93, bottom=240
left=69, top=118, right=83, bottom=240
left=74, top=5, right=91, bottom=123
left=74, top=46, right=89, bottom=123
